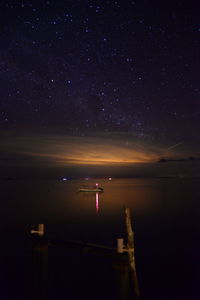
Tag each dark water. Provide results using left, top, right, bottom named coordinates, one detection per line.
left=1, top=178, right=200, bottom=299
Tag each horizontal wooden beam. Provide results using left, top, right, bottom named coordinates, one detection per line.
left=31, top=235, right=128, bottom=263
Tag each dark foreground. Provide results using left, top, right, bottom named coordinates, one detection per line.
left=1, top=178, right=200, bottom=299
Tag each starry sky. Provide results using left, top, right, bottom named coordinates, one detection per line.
left=0, top=0, right=200, bottom=176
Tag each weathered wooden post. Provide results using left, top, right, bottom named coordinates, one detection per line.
left=113, top=238, right=129, bottom=300
left=124, top=207, right=140, bottom=299
left=31, top=224, right=45, bottom=236
left=31, top=224, right=48, bottom=300
left=117, top=238, right=124, bottom=254
left=113, top=258, right=130, bottom=300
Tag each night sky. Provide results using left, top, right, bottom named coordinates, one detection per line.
left=1, top=0, right=200, bottom=176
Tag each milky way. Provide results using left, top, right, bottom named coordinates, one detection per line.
left=0, top=1, right=200, bottom=155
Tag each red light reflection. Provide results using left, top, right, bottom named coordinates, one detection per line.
left=96, top=192, right=99, bottom=214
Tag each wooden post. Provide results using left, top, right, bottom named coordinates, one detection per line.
left=113, top=259, right=130, bottom=300
left=117, top=238, right=125, bottom=254
left=31, top=224, right=45, bottom=236
left=124, top=207, right=140, bottom=299
left=31, top=225, right=48, bottom=300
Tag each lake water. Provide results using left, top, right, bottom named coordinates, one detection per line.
left=1, top=178, right=200, bottom=299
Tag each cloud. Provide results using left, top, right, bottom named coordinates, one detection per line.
left=1, top=132, right=199, bottom=179
left=1, top=132, right=195, bottom=169
left=0, top=133, right=164, bottom=167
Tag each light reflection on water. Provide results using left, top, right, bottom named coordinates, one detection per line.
left=2, top=178, right=200, bottom=222
left=2, top=177, right=199, bottom=245
left=96, top=192, right=99, bottom=214
left=1, top=177, right=200, bottom=300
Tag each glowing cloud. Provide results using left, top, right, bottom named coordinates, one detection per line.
left=24, top=134, right=162, bottom=166
left=1, top=133, right=191, bottom=168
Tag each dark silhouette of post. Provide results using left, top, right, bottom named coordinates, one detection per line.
left=124, top=207, right=140, bottom=299
left=31, top=224, right=48, bottom=300
left=29, top=218, right=140, bottom=300
left=113, top=259, right=130, bottom=300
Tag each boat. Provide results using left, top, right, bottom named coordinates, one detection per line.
left=78, top=184, right=104, bottom=192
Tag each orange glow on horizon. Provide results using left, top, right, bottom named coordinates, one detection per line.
left=30, top=144, right=158, bottom=166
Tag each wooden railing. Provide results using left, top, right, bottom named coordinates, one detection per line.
left=30, top=207, right=140, bottom=300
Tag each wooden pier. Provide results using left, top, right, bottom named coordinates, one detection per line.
left=30, top=208, right=140, bottom=300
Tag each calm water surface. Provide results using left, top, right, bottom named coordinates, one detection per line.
left=1, top=178, right=200, bottom=299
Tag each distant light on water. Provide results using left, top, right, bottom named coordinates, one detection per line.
left=96, top=192, right=99, bottom=214
left=62, top=177, right=68, bottom=181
